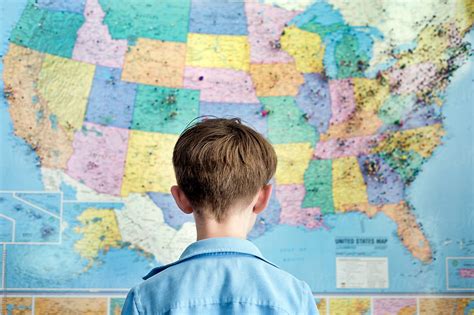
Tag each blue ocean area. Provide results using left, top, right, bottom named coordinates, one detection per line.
left=0, top=0, right=43, bottom=191
left=16, top=192, right=62, bottom=215
left=0, top=192, right=61, bottom=243
left=60, top=181, right=78, bottom=200
left=7, top=202, right=153, bottom=291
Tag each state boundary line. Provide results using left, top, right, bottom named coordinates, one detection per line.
left=0, top=214, right=15, bottom=243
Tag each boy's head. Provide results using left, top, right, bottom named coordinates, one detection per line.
left=172, top=117, right=277, bottom=222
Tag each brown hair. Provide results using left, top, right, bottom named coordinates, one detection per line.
left=172, top=117, right=277, bottom=222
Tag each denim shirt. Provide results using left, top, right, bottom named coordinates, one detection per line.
left=122, top=237, right=319, bottom=315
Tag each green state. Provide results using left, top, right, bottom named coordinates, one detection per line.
left=100, top=0, right=190, bottom=42
left=302, top=159, right=334, bottom=214
left=380, top=149, right=425, bottom=184
left=334, top=33, right=370, bottom=78
left=260, top=96, right=318, bottom=146
left=378, top=94, right=417, bottom=125
left=132, top=85, right=199, bottom=134
left=300, top=22, right=347, bottom=39
left=10, top=0, right=84, bottom=58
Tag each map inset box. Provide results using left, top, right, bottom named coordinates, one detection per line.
left=446, top=257, right=474, bottom=291
left=0, top=192, right=62, bottom=244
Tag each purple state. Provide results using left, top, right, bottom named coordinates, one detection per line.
left=148, top=192, right=194, bottom=230
left=379, top=104, right=442, bottom=134
left=296, top=73, right=332, bottom=133
left=85, top=66, right=136, bottom=129
left=248, top=183, right=281, bottom=239
left=401, top=104, right=442, bottom=130
left=358, top=155, right=405, bottom=205
left=189, top=0, right=248, bottom=35
left=199, top=102, right=268, bottom=136
left=37, top=0, right=85, bottom=14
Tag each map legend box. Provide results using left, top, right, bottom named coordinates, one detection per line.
left=336, top=257, right=389, bottom=289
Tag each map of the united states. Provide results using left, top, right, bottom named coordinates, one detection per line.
left=2, top=0, right=473, bottom=294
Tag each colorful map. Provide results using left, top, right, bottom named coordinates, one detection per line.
left=0, top=0, right=473, bottom=313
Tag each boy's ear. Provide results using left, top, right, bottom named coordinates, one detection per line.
left=170, top=185, right=194, bottom=214
left=253, top=184, right=273, bottom=215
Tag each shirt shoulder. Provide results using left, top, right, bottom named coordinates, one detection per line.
left=122, top=238, right=319, bottom=315
left=127, top=254, right=317, bottom=314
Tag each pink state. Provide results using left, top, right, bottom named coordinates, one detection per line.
left=328, top=78, right=356, bottom=125
left=276, top=184, right=324, bottom=229
left=245, top=2, right=299, bottom=63
left=66, top=122, right=129, bottom=196
left=313, top=135, right=383, bottom=159
left=72, top=0, right=127, bottom=68
left=184, top=67, right=259, bottom=103
left=388, top=62, right=438, bottom=95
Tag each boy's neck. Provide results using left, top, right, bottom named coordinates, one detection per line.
left=194, top=212, right=254, bottom=241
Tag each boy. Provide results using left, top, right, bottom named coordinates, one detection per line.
left=122, top=118, right=319, bottom=314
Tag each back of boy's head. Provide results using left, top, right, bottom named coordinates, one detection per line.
left=173, top=118, right=277, bottom=222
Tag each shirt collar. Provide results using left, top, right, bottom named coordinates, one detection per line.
left=143, top=237, right=279, bottom=280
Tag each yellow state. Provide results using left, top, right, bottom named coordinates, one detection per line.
left=74, top=208, right=121, bottom=261
left=456, top=0, right=474, bottom=34
left=273, top=143, right=313, bottom=185
left=121, top=130, right=178, bottom=195
left=38, top=54, right=95, bottom=130
left=402, top=25, right=450, bottom=68
left=401, top=8, right=472, bottom=69
left=186, top=33, right=250, bottom=71
left=329, top=298, right=371, bottom=315
left=332, top=157, right=368, bottom=210
left=373, top=124, right=444, bottom=158
left=353, top=77, right=390, bottom=113
left=281, top=25, right=325, bottom=73
left=122, top=38, right=186, bottom=88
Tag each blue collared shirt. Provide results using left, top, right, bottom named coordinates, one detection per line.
left=122, top=237, right=319, bottom=314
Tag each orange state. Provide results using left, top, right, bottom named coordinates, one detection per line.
left=122, top=38, right=186, bottom=88
left=380, top=202, right=432, bottom=263
left=339, top=201, right=433, bottom=263
left=321, top=112, right=383, bottom=141
left=250, top=63, right=304, bottom=97
left=3, top=44, right=74, bottom=169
